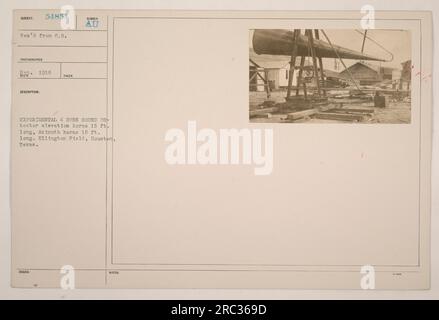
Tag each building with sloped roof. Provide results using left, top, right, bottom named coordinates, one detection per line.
left=339, top=62, right=397, bottom=86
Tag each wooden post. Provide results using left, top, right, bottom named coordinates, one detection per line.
left=296, top=55, right=306, bottom=96
left=306, top=29, right=321, bottom=97
left=361, top=29, right=368, bottom=53
left=314, top=29, right=326, bottom=96
left=286, top=29, right=300, bottom=99
left=264, top=69, right=271, bottom=98
left=303, top=82, right=308, bottom=99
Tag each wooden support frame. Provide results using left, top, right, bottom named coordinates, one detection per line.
left=249, top=58, right=271, bottom=98
left=285, top=29, right=331, bottom=103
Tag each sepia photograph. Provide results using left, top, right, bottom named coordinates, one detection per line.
left=249, top=29, right=411, bottom=123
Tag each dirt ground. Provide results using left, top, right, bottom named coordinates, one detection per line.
left=249, top=90, right=411, bottom=124
left=249, top=91, right=287, bottom=109
left=373, top=101, right=411, bottom=124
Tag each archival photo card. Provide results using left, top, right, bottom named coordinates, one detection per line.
left=11, top=10, right=431, bottom=289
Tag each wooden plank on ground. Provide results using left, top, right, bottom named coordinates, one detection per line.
left=329, top=108, right=374, bottom=114
left=249, top=107, right=278, bottom=118
left=314, top=112, right=364, bottom=122
left=287, top=108, right=319, bottom=120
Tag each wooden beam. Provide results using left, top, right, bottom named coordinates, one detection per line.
left=328, top=108, right=374, bottom=114
left=264, top=69, right=271, bottom=98
left=250, top=107, right=279, bottom=118
left=249, top=72, right=258, bottom=82
left=306, top=29, right=321, bottom=96
left=249, top=58, right=261, bottom=68
left=314, top=30, right=326, bottom=95
left=314, top=112, right=365, bottom=122
left=295, top=55, right=306, bottom=96
left=287, top=108, right=319, bottom=120
left=286, top=29, right=300, bottom=99
left=361, top=30, right=368, bottom=53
